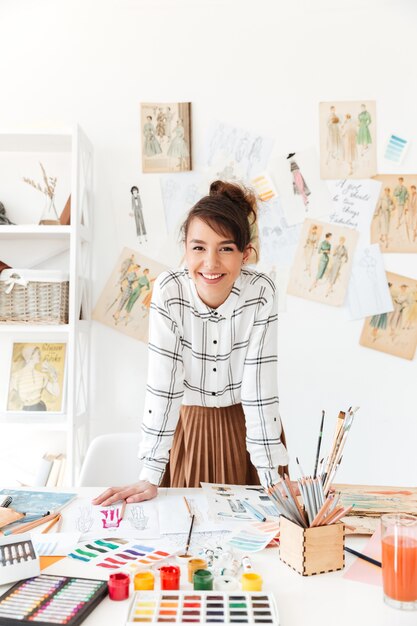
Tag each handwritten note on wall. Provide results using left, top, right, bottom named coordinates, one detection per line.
left=327, top=179, right=381, bottom=243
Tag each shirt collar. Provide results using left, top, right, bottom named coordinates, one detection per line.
left=186, top=270, right=242, bottom=320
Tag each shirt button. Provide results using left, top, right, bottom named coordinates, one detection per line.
left=213, top=311, right=218, bottom=315
left=212, top=392, right=216, bottom=396
left=213, top=367, right=216, bottom=372
left=213, top=340, right=217, bottom=344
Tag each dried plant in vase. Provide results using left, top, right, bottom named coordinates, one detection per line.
left=23, top=162, right=60, bottom=225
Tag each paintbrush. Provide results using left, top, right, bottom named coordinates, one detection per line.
left=184, top=514, right=195, bottom=556
left=313, top=410, right=325, bottom=478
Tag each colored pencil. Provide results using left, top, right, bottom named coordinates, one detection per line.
left=183, top=496, right=192, bottom=517
left=344, top=546, right=381, bottom=568
left=313, top=410, right=325, bottom=478
left=41, top=513, right=62, bottom=534
left=4, top=512, right=59, bottom=536
left=119, top=500, right=127, bottom=522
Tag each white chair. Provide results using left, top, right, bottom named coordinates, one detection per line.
left=78, top=432, right=142, bottom=487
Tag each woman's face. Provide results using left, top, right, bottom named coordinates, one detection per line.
left=185, top=217, right=250, bottom=308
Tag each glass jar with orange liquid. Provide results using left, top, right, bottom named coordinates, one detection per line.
left=381, top=513, right=417, bottom=610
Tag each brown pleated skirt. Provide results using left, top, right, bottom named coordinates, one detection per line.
left=160, top=404, right=288, bottom=488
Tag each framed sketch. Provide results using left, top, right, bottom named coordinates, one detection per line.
left=141, top=102, right=192, bottom=173
left=92, top=247, right=169, bottom=343
left=7, top=343, right=67, bottom=413
left=319, top=100, right=377, bottom=179
left=360, top=271, right=417, bottom=360
left=287, top=218, right=358, bottom=307
left=371, top=174, right=417, bottom=253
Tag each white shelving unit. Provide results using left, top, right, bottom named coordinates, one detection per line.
left=0, top=126, right=93, bottom=485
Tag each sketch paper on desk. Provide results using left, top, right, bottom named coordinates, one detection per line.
left=327, top=178, right=381, bottom=244
left=200, top=483, right=279, bottom=522
left=158, top=493, right=234, bottom=535
left=270, top=148, right=332, bottom=225
left=343, top=527, right=382, bottom=586
left=287, top=218, right=358, bottom=307
left=319, top=100, right=377, bottom=179
left=335, top=484, right=417, bottom=516
left=257, top=197, right=301, bottom=268
left=0, top=489, right=76, bottom=519
left=141, top=102, right=191, bottom=173
left=359, top=271, right=417, bottom=360
left=371, top=174, right=417, bottom=253
left=6, top=343, right=66, bottom=413
left=31, top=532, right=80, bottom=556
left=226, top=520, right=280, bottom=552
left=346, top=245, right=393, bottom=320
left=60, top=497, right=160, bottom=539
left=160, top=171, right=206, bottom=234
left=205, top=121, right=274, bottom=182
left=92, top=247, right=168, bottom=343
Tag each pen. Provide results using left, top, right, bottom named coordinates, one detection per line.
left=0, top=496, right=12, bottom=508
left=344, top=546, right=381, bottom=568
left=242, top=501, right=266, bottom=522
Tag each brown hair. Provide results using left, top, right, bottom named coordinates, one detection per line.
left=181, top=180, right=257, bottom=252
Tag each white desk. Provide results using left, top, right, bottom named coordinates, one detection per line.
left=1, top=488, right=416, bottom=626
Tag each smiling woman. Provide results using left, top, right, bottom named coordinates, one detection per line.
left=93, top=180, right=289, bottom=507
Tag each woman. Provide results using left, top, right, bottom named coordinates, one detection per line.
left=143, top=116, right=162, bottom=157
left=167, top=119, right=190, bottom=170
left=94, top=181, right=289, bottom=506
left=357, top=104, right=372, bottom=155
left=9, top=346, right=59, bottom=411
left=325, top=236, right=348, bottom=296
left=341, top=114, right=357, bottom=175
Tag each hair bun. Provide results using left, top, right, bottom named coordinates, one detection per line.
left=209, top=180, right=228, bottom=196
left=209, top=180, right=255, bottom=219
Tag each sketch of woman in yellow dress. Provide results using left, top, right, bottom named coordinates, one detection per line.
left=326, top=106, right=342, bottom=162
left=341, top=114, right=357, bottom=175
left=325, top=236, right=348, bottom=297
left=303, top=224, right=318, bottom=276
left=405, top=285, right=417, bottom=330
left=8, top=346, right=60, bottom=411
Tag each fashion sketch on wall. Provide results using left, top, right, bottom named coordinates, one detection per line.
left=92, top=247, right=168, bottom=342
left=141, top=102, right=192, bottom=173
left=7, top=343, right=66, bottom=412
left=371, top=174, right=417, bottom=253
left=360, top=271, right=417, bottom=360
left=129, top=186, right=147, bottom=244
left=287, top=218, right=358, bottom=306
left=319, top=101, right=377, bottom=179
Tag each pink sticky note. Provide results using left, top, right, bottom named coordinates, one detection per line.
left=343, top=527, right=383, bottom=587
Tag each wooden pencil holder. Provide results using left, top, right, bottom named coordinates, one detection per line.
left=279, top=516, right=345, bottom=576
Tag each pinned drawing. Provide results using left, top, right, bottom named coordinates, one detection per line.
left=287, top=219, right=358, bottom=306
left=360, top=271, right=417, bottom=360
left=128, top=506, right=149, bottom=531
left=141, top=102, right=191, bottom=173
left=100, top=506, right=123, bottom=529
left=371, top=174, right=417, bottom=253
left=320, top=101, right=377, bottom=179
left=92, top=247, right=168, bottom=343
left=130, top=186, right=147, bottom=244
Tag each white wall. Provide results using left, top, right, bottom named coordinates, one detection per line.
left=1, top=0, right=416, bottom=486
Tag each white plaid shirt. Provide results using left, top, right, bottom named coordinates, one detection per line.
left=138, top=268, right=289, bottom=488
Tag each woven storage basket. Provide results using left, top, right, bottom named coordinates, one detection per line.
left=0, top=269, right=69, bottom=324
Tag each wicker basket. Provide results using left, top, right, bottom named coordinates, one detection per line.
left=0, top=269, right=69, bottom=324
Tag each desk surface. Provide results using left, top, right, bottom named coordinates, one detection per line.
left=1, top=487, right=415, bottom=626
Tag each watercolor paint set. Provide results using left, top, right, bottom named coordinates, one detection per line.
left=69, top=539, right=175, bottom=571
left=0, top=573, right=108, bottom=626
left=0, top=533, right=40, bottom=585
left=127, top=591, right=279, bottom=625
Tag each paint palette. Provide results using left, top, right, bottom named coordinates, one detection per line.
left=127, top=591, right=280, bottom=625
left=69, top=539, right=174, bottom=571
left=0, top=574, right=107, bottom=626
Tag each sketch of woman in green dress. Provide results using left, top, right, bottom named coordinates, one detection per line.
left=167, top=119, right=190, bottom=170
left=357, top=104, right=372, bottom=155
left=309, top=233, right=332, bottom=290
left=143, top=116, right=162, bottom=157
left=325, top=236, right=348, bottom=296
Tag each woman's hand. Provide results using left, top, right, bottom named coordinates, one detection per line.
left=92, top=481, right=158, bottom=506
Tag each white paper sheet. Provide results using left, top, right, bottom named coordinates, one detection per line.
left=158, top=493, right=234, bottom=534
left=59, top=497, right=160, bottom=540
left=258, top=197, right=301, bottom=268
left=346, top=244, right=394, bottom=320
left=30, top=531, right=80, bottom=556
left=160, top=171, right=206, bottom=235
left=270, top=148, right=332, bottom=225
left=205, top=121, right=274, bottom=182
left=327, top=178, right=381, bottom=244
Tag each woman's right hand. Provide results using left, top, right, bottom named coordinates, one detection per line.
left=92, top=481, right=158, bottom=506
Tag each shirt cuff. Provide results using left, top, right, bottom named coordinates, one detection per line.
left=139, top=466, right=163, bottom=486
left=257, top=444, right=290, bottom=488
